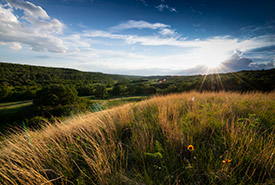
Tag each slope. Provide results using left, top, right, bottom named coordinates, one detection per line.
left=0, top=92, right=274, bottom=184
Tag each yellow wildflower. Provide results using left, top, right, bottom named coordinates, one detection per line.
left=222, top=159, right=232, bottom=164
left=187, top=145, right=194, bottom=151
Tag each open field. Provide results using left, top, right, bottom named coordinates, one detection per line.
left=0, top=100, right=32, bottom=110
left=0, top=96, right=148, bottom=132
left=0, top=92, right=274, bottom=184
left=87, top=95, right=148, bottom=111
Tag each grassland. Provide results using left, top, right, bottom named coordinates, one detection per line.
left=0, top=96, right=147, bottom=133
left=0, top=100, right=32, bottom=110
left=0, top=92, right=274, bottom=184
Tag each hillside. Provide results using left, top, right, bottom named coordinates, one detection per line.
left=1, top=62, right=275, bottom=103
left=0, top=62, right=134, bottom=85
left=0, top=62, right=141, bottom=102
left=0, top=92, right=274, bottom=184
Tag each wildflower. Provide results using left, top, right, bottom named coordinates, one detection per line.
left=222, top=159, right=232, bottom=164
left=187, top=145, right=194, bottom=151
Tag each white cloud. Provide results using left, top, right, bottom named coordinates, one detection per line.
left=0, top=4, right=18, bottom=23
left=6, top=0, right=50, bottom=19
left=220, top=51, right=275, bottom=72
left=110, top=20, right=169, bottom=31
left=155, top=4, right=177, bottom=12
left=84, top=27, right=275, bottom=52
left=249, top=61, right=275, bottom=69
left=9, top=42, right=22, bottom=50
left=0, top=0, right=67, bottom=53
left=80, top=27, right=275, bottom=74
left=159, top=28, right=176, bottom=36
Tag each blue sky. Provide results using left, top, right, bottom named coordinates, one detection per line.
left=0, top=0, right=274, bottom=75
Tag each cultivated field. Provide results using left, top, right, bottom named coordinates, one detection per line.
left=0, top=92, right=274, bottom=184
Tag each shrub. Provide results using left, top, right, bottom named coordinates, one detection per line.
left=34, top=85, right=78, bottom=106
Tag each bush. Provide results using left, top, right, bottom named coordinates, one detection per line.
left=111, top=85, right=121, bottom=96
left=34, top=85, right=78, bottom=106
left=94, top=85, right=107, bottom=99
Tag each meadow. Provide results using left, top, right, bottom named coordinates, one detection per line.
left=0, top=96, right=147, bottom=133
left=0, top=91, right=274, bottom=184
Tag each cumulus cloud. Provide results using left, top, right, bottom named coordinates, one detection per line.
left=0, top=0, right=67, bottom=53
left=217, top=50, right=274, bottom=72
left=178, top=52, right=274, bottom=75
left=6, top=0, right=49, bottom=19
left=159, top=28, right=176, bottom=36
left=249, top=61, right=275, bottom=69
left=175, top=49, right=274, bottom=75
left=221, top=51, right=253, bottom=71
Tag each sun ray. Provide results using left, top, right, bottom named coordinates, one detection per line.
left=218, top=64, right=256, bottom=90
left=216, top=73, right=224, bottom=91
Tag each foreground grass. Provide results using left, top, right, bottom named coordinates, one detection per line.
left=0, top=92, right=274, bottom=184
left=0, top=96, right=147, bottom=133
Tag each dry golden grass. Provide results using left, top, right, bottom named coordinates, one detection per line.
left=0, top=91, right=274, bottom=184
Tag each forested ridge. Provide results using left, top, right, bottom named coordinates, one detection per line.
left=0, top=62, right=135, bottom=86
left=0, top=62, right=274, bottom=103
left=0, top=62, right=136, bottom=102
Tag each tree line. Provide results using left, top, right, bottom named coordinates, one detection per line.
left=0, top=62, right=274, bottom=103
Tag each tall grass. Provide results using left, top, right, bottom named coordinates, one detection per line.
left=0, top=92, right=274, bottom=184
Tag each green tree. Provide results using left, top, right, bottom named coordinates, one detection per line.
left=94, top=85, right=107, bottom=99
left=145, top=86, right=156, bottom=94
left=126, top=84, right=136, bottom=95
left=135, top=84, right=145, bottom=95
left=111, top=85, right=121, bottom=96
left=34, top=85, right=78, bottom=106
left=0, top=85, right=12, bottom=101
left=77, top=86, right=94, bottom=96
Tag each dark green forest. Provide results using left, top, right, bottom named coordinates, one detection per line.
left=0, top=62, right=274, bottom=132
left=1, top=62, right=274, bottom=103
left=0, top=62, right=139, bottom=102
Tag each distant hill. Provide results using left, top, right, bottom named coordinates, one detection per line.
left=0, top=62, right=141, bottom=102
left=0, top=62, right=274, bottom=103
left=0, top=62, right=137, bottom=86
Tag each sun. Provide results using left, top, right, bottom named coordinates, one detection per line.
left=195, top=44, right=230, bottom=69
left=205, top=60, right=222, bottom=68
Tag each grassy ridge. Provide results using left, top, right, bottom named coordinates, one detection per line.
left=0, top=92, right=274, bottom=184
left=0, top=96, right=147, bottom=133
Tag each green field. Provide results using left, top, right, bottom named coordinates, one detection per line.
left=0, top=100, right=32, bottom=110
left=0, top=96, right=148, bottom=133
left=0, top=96, right=147, bottom=111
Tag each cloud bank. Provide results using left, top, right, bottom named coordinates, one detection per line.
left=180, top=50, right=274, bottom=75
left=0, top=0, right=66, bottom=53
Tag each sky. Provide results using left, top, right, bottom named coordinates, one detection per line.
left=0, top=0, right=275, bottom=75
